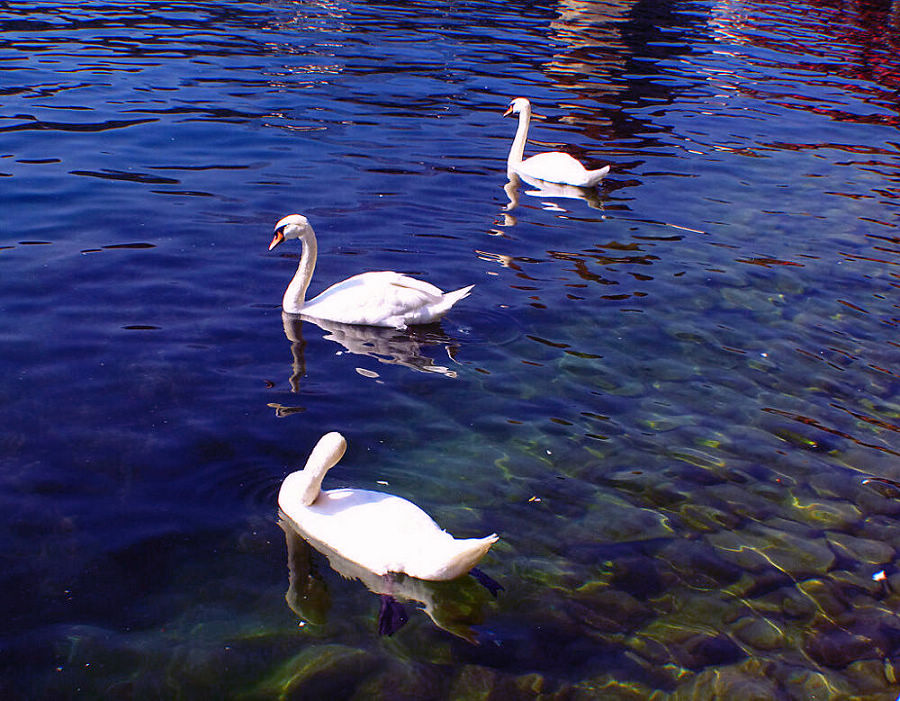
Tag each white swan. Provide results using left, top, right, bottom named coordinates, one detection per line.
left=504, top=97, right=610, bottom=187
left=269, top=214, right=474, bottom=329
left=279, top=518, right=497, bottom=642
left=278, top=432, right=498, bottom=581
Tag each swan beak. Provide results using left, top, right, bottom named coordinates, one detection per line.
left=269, top=228, right=285, bottom=250
left=503, top=105, right=514, bottom=117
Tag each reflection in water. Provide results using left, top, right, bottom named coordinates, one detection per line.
left=543, top=1, right=637, bottom=166
left=281, top=312, right=461, bottom=384
left=501, top=172, right=604, bottom=227
left=711, top=0, right=900, bottom=118
left=279, top=518, right=498, bottom=643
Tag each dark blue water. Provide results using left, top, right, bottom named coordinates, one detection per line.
left=2, top=0, right=899, bottom=697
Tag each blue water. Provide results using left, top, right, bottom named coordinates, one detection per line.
left=2, top=0, right=900, bottom=697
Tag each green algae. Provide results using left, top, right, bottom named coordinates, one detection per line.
left=243, top=644, right=379, bottom=700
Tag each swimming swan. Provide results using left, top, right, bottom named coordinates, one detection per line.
left=269, top=214, right=474, bottom=329
left=278, top=432, right=499, bottom=581
left=280, top=517, right=498, bottom=641
left=504, top=97, right=610, bottom=187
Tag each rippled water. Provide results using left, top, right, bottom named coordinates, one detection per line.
left=2, top=0, right=899, bottom=698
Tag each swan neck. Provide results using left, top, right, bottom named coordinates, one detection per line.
left=292, top=432, right=347, bottom=505
left=283, top=230, right=317, bottom=314
left=507, top=107, right=531, bottom=174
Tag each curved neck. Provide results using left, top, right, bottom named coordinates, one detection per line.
left=290, top=432, right=347, bottom=505
left=507, top=107, right=531, bottom=174
left=283, top=231, right=317, bottom=314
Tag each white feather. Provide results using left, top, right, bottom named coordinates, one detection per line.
left=278, top=433, right=498, bottom=581
left=504, top=97, right=610, bottom=188
left=270, top=214, right=473, bottom=329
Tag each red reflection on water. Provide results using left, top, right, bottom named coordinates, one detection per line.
left=711, top=0, right=900, bottom=125
left=736, top=256, right=804, bottom=268
left=764, top=407, right=900, bottom=456
left=832, top=401, right=900, bottom=433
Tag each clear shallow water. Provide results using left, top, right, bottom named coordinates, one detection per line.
left=1, top=0, right=899, bottom=697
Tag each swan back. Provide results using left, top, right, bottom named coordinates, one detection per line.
left=288, top=487, right=498, bottom=580
left=504, top=97, right=610, bottom=188
left=279, top=432, right=347, bottom=506
left=270, top=213, right=473, bottom=327
left=278, top=433, right=499, bottom=581
left=518, top=153, right=611, bottom=188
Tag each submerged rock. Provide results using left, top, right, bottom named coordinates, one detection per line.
left=843, top=658, right=897, bottom=698
left=568, top=586, right=652, bottom=634
left=677, top=503, right=741, bottom=533
left=731, top=615, right=786, bottom=651
left=708, top=524, right=835, bottom=577
left=575, top=675, right=665, bottom=700
left=657, top=539, right=744, bottom=590
left=826, top=531, right=895, bottom=566
left=789, top=497, right=860, bottom=529
left=575, top=495, right=674, bottom=544
left=783, top=667, right=850, bottom=699
left=446, top=665, right=559, bottom=700
left=671, top=662, right=779, bottom=701
left=676, top=632, right=744, bottom=670
left=803, top=627, right=877, bottom=669
left=795, top=578, right=847, bottom=618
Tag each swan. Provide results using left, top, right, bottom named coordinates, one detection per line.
left=280, top=517, right=500, bottom=641
left=504, top=97, right=610, bottom=187
left=269, top=214, right=474, bottom=329
left=278, top=432, right=499, bottom=581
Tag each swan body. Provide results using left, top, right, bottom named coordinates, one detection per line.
left=269, top=214, right=474, bottom=329
left=280, top=518, right=497, bottom=641
left=504, top=97, right=610, bottom=188
left=278, top=432, right=498, bottom=581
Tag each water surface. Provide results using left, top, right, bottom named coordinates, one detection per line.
left=2, top=0, right=900, bottom=698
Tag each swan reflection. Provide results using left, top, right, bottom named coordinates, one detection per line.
left=279, top=518, right=499, bottom=642
left=282, top=311, right=462, bottom=382
left=501, top=172, right=604, bottom=226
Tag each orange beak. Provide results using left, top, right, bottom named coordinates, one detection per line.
left=268, top=229, right=285, bottom=250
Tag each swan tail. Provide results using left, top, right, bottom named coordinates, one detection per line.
left=434, top=533, right=498, bottom=581
left=405, top=283, right=473, bottom=326
left=440, top=284, right=475, bottom=312
left=584, top=164, right=611, bottom=187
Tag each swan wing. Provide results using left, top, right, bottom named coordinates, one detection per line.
left=516, top=151, right=608, bottom=187
left=284, top=487, right=496, bottom=580
left=303, top=271, right=455, bottom=328
left=287, top=488, right=451, bottom=573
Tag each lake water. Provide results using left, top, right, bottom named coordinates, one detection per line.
left=2, top=0, right=900, bottom=697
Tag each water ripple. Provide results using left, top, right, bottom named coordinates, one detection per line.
left=3, top=0, right=900, bottom=697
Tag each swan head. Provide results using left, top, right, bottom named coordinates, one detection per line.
left=270, top=213, right=314, bottom=251
left=503, top=97, right=532, bottom=118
